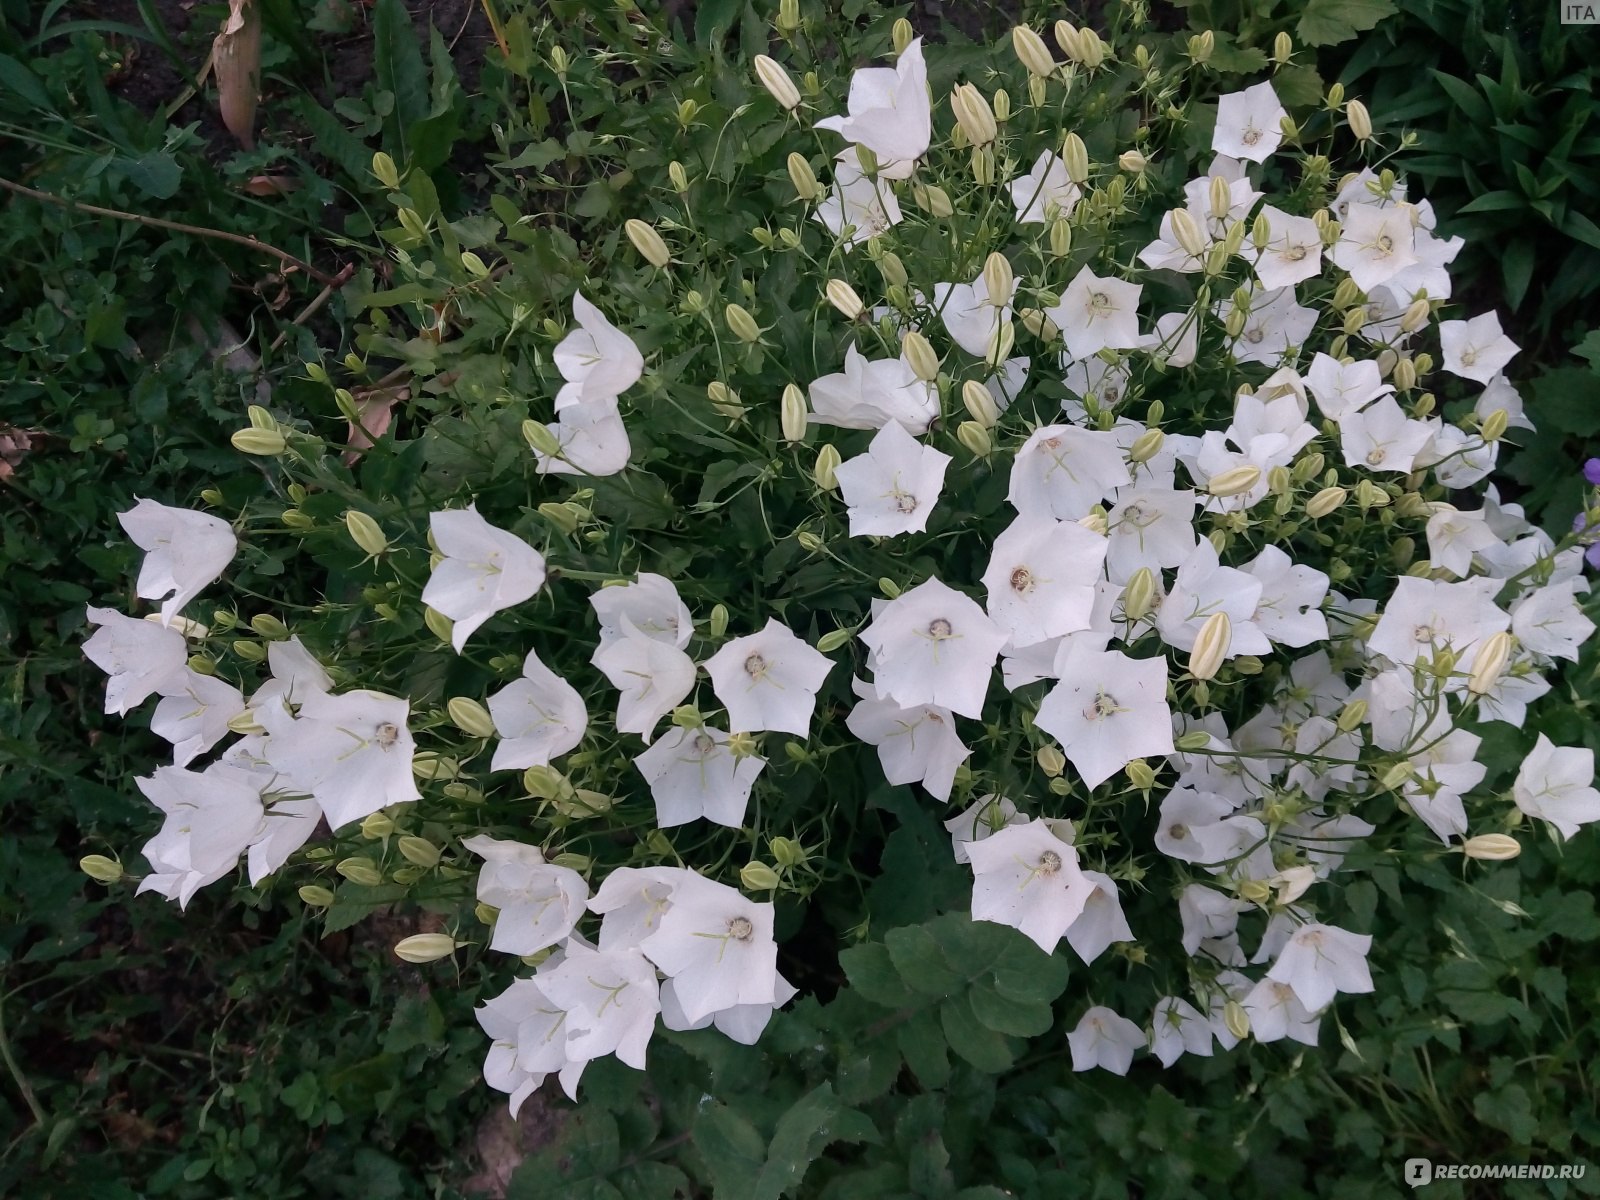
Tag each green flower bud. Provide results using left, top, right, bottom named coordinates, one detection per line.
left=299, top=885, right=336, bottom=908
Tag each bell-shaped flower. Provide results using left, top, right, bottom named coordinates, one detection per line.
left=553, top=291, right=644, bottom=410
left=1150, top=996, right=1214, bottom=1067
left=251, top=636, right=333, bottom=714
left=816, top=155, right=904, bottom=246
left=487, top=649, right=588, bottom=771
left=1304, top=352, right=1392, bottom=422
left=634, top=725, right=765, bottom=828
left=981, top=513, right=1106, bottom=647
left=1514, top=735, right=1600, bottom=839
left=942, top=793, right=1025, bottom=865
left=932, top=265, right=1017, bottom=358
left=1225, top=286, right=1316, bottom=366
left=1266, top=923, right=1374, bottom=1011
left=1330, top=202, right=1418, bottom=292
left=659, top=971, right=799, bottom=1045
left=638, top=875, right=779, bottom=1023
left=590, top=572, right=693, bottom=654
left=1104, top=488, right=1198, bottom=580
left=1440, top=312, right=1519, bottom=384
left=702, top=617, right=834, bottom=735
left=1141, top=310, right=1200, bottom=370
left=814, top=37, right=931, bottom=178
left=1010, top=150, right=1081, bottom=225
left=1048, top=265, right=1142, bottom=361
left=967, top=819, right=1096, bottom=954
left=1241, top=545, right=1330, bottom=647
left=1242, top=978, right=1322, bottom=1045
left=1037, top=643, right=1173, bottom=789
left=151, top=670, right=247, bottom=767
left=845, top=676, right=971, bottom=802
left=1067, top=1006, right=1145, bottom=1074
left=116, top=498, right=237, bottom=626
left=1155, top=787, right=1238, bottom=865
left=1212, top=81, right=1287, bottom=162
left=476, top=977, right=557, bottom=1117
left=1338, top=394, right=1438, bottom=474
left=463, top=834, right=590, bottom=956
left=1424, top=505, right=1499, bottom=579
left=807, top=343, right=939, bottom=434
left=1007, top=425, right=1131, bottom=521
left=1157, top=538, right=1271, bottom=656
left=134, top=763, right=265, bottom=908
left=423, top=506, right=547, bottom=652
left=246, top=792, right=322, bottom=887
left=83, top=606, right=189, bottom=715
left=532, top=397, right=631, bottom=477
left=262, top=688, right=420, bottom=830
left=588, top=865, right=688, bottom=950
left=1512, top=579, right=1594, bottom=661
left=1065, top=870, right=1134, bottom=965
left=593, top=618, right=697, bottom=744
left=1179, top=884, right=1248, bottom=955
left=1248, top=205, right=1323, bottom=290
left=1367, top=576, right=1509, bottom=671
left=833, top=418, right=951, bottom=538
left=858, top=577, right=1008, bottom=719
left=539, top=943, right=661, bottom=1078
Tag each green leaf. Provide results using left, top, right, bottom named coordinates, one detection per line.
left=371, top=0, right=430, bottom=140
left=507, top=1110, right=624, bottom=1199
left=1296, top=0, right=1397, bottom=46
left=967, top=984, right=1054, bottom=1038
left=121, top=151, right=182, bottom=200
left=1455, top=190, right=1528, bottom=215
left=939, top=993, right=1016, bottom=1072
left=0, top=53, right=52, bottom=111
left=1431, top=71, right=1492, bottom=126
left=1473, top=1084, right=1538, bottom=1146
left=884, top=925, right=965, bottom=997
left=1502, top=238, right=1535, bottom=310
left=692, top=1103, right=765, bottom=1199
left=753, top=1084, right=875, bottom=1200
left=896, top=1008, right=951, bottom=1089
left=839, top=942, right=919, bottom=1009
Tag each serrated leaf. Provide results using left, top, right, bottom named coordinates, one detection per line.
left=692, top=1103, right=765, bottom=1199
left=1296, top=0, right=1397, bottom=47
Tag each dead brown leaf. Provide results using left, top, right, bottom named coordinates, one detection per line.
left=213, top=0, right=261, bottom=149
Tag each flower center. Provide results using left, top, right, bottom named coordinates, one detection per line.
left=893, top=490, right=919, bottom=514
left=928, top=618, right=953, bottom=639
left=1168, top=823, right=1188, bottom=841
left=375, top=722, right=399, bottom=748
left=1376, top=234, right=1393, bottom=254
left=693, top=733, right=716, bottom=755
left=1087, top=291, right=1113, bottom=316
left=1245, top=328, right=1264, bottom=344
left=1412, top=622, right=1438, bottom=644
left=1285, top=245, right=1307, bottom=262
left=1081, top=692, right=1120, bottom=721
left=728, top=917, right=754, bottom=941
left=1461, top=348, right=1477, bottom=366
left=1242, top=127, right=1261, bottom=146
left=1039, top=850, right=1063, bottom=874
left=744, top=652, right=770, bottom=681
left=1366, top=447, right=1386, bottom=465
left=1010, top=566, right=1036, bottom=594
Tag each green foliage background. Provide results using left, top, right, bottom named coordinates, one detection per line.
left=1, top=0, right=1598, bottom=1196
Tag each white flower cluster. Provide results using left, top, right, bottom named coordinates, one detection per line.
left=86, top=24, right=1600, bottom=1108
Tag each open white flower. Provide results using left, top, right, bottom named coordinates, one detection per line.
left=1213, top=82, right=1287, bottom=162
left=538, top=943, right=661, bottom=1078
left=1424, top=505, right=1499, bottom=579
left=1304, top=353, right=1392, bottom=422
left=1367, top=576, right=1509, bottom=671
left=1241, top=545, right=1330, bottom=647
left=590, top=573, right=693, bottom=654
left=807, top=343, right=939, bottom=434
left=117, top=498, right=237, bottom=626
left=1242, top=978, right=1322, bottom=1045
left=532, top=397, right=632, bottom=477
left=245, top=792, right=322, bottom=888
left=1330, top=202, right=1418, bottom=292
left=423, top=506, right=547, bottom=652
left=1439, top=312, right=1520, bottom=384
left=1157, top=538, right=1271, bottom=656
left=135, top=764, right=265, bottom=908
left=593, top=618, right=697, bottom=744
left=1266, top=922, right=1374, bottom=1011
left=638, top=875, right=779, bottom=1023
left=980, top=513, right=1106, bottom=647
left=942, top=793, right=1026, bottom=864
left=858, top=577, right=1008, bottom=718
left=1067, top=1006, right=1145, bottom=1074
left=553, top=291, right=644, bottom=410
left=933, top=265, right=1017, bottom=358
left=967, top=819, right=1096, bottom=953
left=1007, top=425, right=1132, bottom=521
left=262, top=688, right=420, bottom=830
left=463, top=835, right=589, bottom=956
left=1048, top=265, right=1143, bottom=361
left=1035, top=643, right=1174, bottom=789
left=1248, top=205, right=1323, bottom=290
left=816, top=155, right=905, bottom=247
left=1337, top=395, right=1437, bottom=474
left=588, top=865, right=687, bottom=950
left=1179, top=884, right=1248, bottom=955
left=488, top=649, right=588, bottom=771
left=1511, top=579, right=1594, bottom=661
left=1513, top=735, right=1600, bottom=839
left=151, top=670, right=247, bottom=767
left=814, top=37, right=931, bottom=178
left=1010, top=150, right=1081, bottom=225
left=833, top=420, right=951, bottom=537
left=476, top=976, right=558, bottom=1117
left=846, top=676, right=971, bottom=802
left=634, top=725, right=765, bottom=828
left=1104, top=488, right=1199, bottom=581
left=1226, top=287, right=1317, bottom=366
left=1151, top=996, right=1214, bottom=1067
left=83, top=606, right=189, bottom=716
left=702, top=617, right=834, bottom=735
left=1065, top=870, right=1134, bottom=965
left=251, top=636, right=333, bottom=714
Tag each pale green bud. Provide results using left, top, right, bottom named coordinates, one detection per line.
left=80, top=854, right=123, bottom=884
left=624, top=219, right=671, bottom=268
left=344, top=510, right=388, bottom=557
left=397, top=836, right=441, bottom=869
left=393, top=933, right=463, bottom=963
left=448, top=696, right=497, bottom=739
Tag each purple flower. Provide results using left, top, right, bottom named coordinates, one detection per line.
left=1585, top=458, right=1600, bottom=486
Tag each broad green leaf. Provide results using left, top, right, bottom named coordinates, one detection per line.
left=939, top=993, right=1015, bottom=1072
left=1296, top=0, right=1397, bottom=46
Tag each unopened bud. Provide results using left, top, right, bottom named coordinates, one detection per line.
left=1380, top=761, right=1414, bottom=791
left=726, top=303, right=761, bottom=342
left=1126, top=759, right=1155, bottom=790
left=448, top=696, right=497, bottom=738
left=825, top=279, right=864, bottom=320
left=393, top=933, right=463, bottom=963
left=344, top=510, right=388, bottom=557
left=1208, top=465, right=1261, bottom=498
left=957, top=420, right=992, bottom=458
left=781, top=383, right=808, bottom=442
left=891, top=17, right=913, bottom=54
left=740, top=861, right=782, bottom=890
left=813, top=444, right=841, bottom=491
left=962, top=380, right=1000, bottom=427
left=397, top=836, right=441, bottom=869
left=1327, top=81, right=1346, bottom=109
left=787, top=153, right=822, bottom=201
left=249, top=612, right=288, bottom=638
left=1020, top=307, right=1060, bottom=341
left=982, top=253, right=1013, bottom=307
left=80, top=854, right=123, bottom=884
left=1012, top=25, right=1055, bottom=76
left=624, top=219, right=671, bottom=268
left=951, top=83, right=997, bottom=146
left=1400, top=298, right=1430, bottom=334
left=360, top=812, right=395, bottom=840
left=1119, top=149, right=1147, bottom=174
left=1346, top=99, right=1372, bottom=142
left=1336, top=699, right=1368, bottom=732
left=231, top=428, right=287, bottom=455
left=1189, top=612, right=1231, bottom=681
left=1050, top=217, right=1073, bottom=257
left=1392, top=358, right=1417, bottom=392
left=1462, top=833, right=1521, bottom=861
left=1122, top=567, right=1155, bottom=621
left=901, top=330, right=940, bottom=382
left=337, top=857, right=384, bottom=887
left=1480, top=408, right=1509, bottom=443
left=877, top=250, right=908, bottom=288
left=1468, top=631, right=1513, bottom=696
left=1188, top=30, right=1215, bottom=64
left=1224, top=1000, right=1250, bottom=1041
left=371, top=151, right=400, bottom=190
left=754, top=55, right=801, bottom=110
left=1037, top=744, right=1066, bottom=777
left=1061, top=131, right=1089, bottom=184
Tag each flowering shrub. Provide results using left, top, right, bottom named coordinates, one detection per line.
left=81, top=5, right=1600, bottom=1135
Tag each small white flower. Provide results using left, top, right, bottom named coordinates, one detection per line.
left=1248, top=205, right=1324, bottom=290
left=1008, top=425, right=1132, bottom=521
left=83, top=606, right=189, bottom=716
left=262, top=688, right=420, bottom=830
left=1067, top=1006, right=1145, bottom=1074
left=833, top=421, right=951, bottom=537
left=588, top=865, right=687, bottom=950
left=1178, top=884, right=1248, bottom=955
left=858, top=577, right=1009, bottom=719
left=1439, top=312, right=1520, bottom=384
left=135, top=763, right=265, bottom=908
left=638, top=874, right=780, bottom=1023
left=1304, top=352, right=1392, bottom=422
left=967, top=819, right=1096, bottom=953
left=1424, top=505, right=1500, bottom=579
left=807, top=343, right=939, bottom=434
left=814, top=38, right=931, bottom=178
left=1266, top=922, right=1374, bottom=1011
left=590, top=573, right=692, bottom=654
left=933, top=265, right=1017, bottom=358
left=553, top=291, right=644, bottom=410
left=592, top=619, right=697, bottom=744
left=1240, top=545, right=1330, bottom=648
left=1010, top=150, right=1081, bottom=225
left=150, top=670, right=247, bottom=767
left=1367, top=575, right=1509, bottom=671
left=816, top=155, right=905, bottom=246
left=116, top=498, right=238, bottom=626
left=1511, top=580, right=1595, bottom=662
left=1225, top=287, right=1317, bottom=366
left=487, top=649, right=589, bottom=771
left=1513, top=734, right=1600, bottom=839
left=942, top=793, right=1026, bottom=864
left=1242, top=978, right=1322, bottom=1045
left=845, top=676, right=972, bottom=802
left=980, top=513, right=1106, bottom=647
left=422, top=506, right=547, bottom=652
left=1048, top=265, right=1143, bottom=361
left=1212, top=81, right=1287, bottom=162
left=538, top=943, right=661, bottom=1078
left=1104, top=488, right=1199, bottom=581
left=1035, top=642, right=1174, bottom=789
left=531, top=396, right=632, bottom=477
left=702, top=617, right=834, bottom=735
left=634, top=725, right=765, bottom=828
left=1337, top=395, right=1437, bottom=474
left=1065, top=870, right=1134, bottom=965
left=1150, top=996, right=1214, bottom=1067
left=463, top=835, right=590, bottom=956
left=1330, top=202, right=1418, bottom=292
